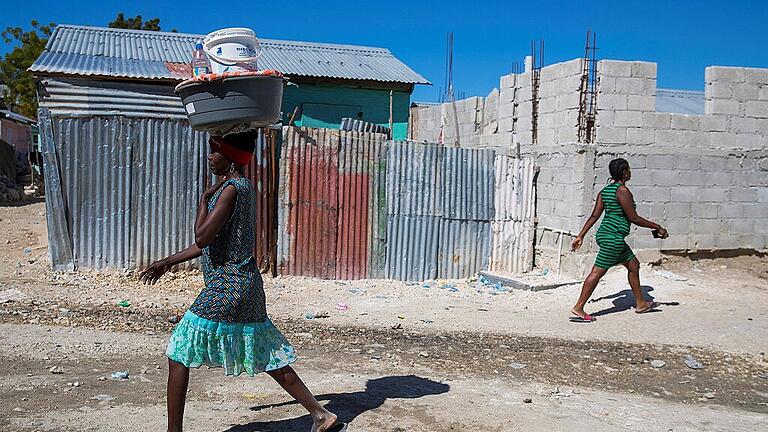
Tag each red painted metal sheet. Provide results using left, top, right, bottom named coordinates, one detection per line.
left=281, top=127, right=339, bottom=278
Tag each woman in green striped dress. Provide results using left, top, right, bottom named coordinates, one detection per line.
left=570, top=158, right=668, bottom=322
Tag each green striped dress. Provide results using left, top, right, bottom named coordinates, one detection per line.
left=594, top=182, right=636, bottom=269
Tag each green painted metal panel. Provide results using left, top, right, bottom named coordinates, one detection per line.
left=282, top=83, right=410, bottom=140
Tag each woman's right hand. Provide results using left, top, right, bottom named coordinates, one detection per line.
left=138, top=259, right=170, bottom=285
left=571, top=236, right=583, bottom=251
left=202, top=180, right=225, bottom=202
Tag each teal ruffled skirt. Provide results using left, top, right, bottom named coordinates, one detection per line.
left=166, top=310, right=298, bottom=376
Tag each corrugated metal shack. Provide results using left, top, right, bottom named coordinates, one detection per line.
left=31, top=24, right=427, bottom=272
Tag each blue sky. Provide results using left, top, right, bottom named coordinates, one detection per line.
left=3, top=1, right=767, bottom=102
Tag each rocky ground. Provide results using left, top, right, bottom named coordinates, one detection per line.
left=0, top=202, right=767, bottom=431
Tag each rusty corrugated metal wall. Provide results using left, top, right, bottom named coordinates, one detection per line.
left=244, top=129, right=280, bottom=275
left=277, top=127, right=389, bottom=279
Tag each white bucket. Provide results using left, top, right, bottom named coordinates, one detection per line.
left=203, top=28, right=262, bottom=74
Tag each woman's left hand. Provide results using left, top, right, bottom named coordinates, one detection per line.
left=202, top=180, right=225, bottom=202
left=139, top=259, right=170, bottom=285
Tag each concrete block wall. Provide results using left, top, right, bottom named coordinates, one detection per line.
left=409, top=58, right=584, bottom=149
left=592, top=146, right=768, bottom=254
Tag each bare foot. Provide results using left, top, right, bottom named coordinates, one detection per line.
left=311, top=412, right=338, bottom=432
left=571, top=307, right=586, bottom=318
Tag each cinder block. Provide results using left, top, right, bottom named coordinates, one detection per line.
left=717, top=202, right=744, bottom=219
left=706, top=172, right=736, bottom=187
left=699, top=115, right=728, bottom=132
left=691, top=203, right=717, bottom=218
left=614, top=77, right=646, bottom=95
left=705, top=99, right=740, bottom=115
left=745, top=67, right=768, bottom=84
left=599, top=60, right=633, bottom=77
left=736, top=134, right=761, bottom=149
left=499, top=102, right=516, bottom=119
left=628, top=95, right=655, bottom=111
left=705, top=82, right=732, bottom=99
left=626, top=127, right=654, bottom=144
left=557, top=91, right=581, bottom=110
left=727, top=217, right=753, bottom=233
left=744, top=203, right=768, bottom=219
left=596, top=125, right=627, bottom=144
left=665, top=203, right=692, bottom=218
left=700, top=156, right=728, bottom=171
left=670, top=186, right=699, bottom=202
left=732, top=83, right=760, bottom=101
left=650, top=169, right=681, bottom=187
left=539, top=97, right=557, bottom=114
left=709, top=131, right=737, bottom=147
left=756, top=118, right=768, bottom=135
left=598, top=93, right=628, bottom=110
left=631, top=62, right=657, bottom=79
left=500, top=74, right=516, bottom=89
left=615, top=110, right=644, bottom=127
left=661, top=235, right=690, bottom=250
left=646, top=154, right=675, bottom=169
left=745, top=101, right=768, bottom=118
left=643, top=112, right=671, bottom=129
left=760, top=86, right=768, bottom=101
left=705, top=66, right=746, bottom=83
left=685, top=171, right=708, bottom=186
left=670, top=114, right=700, bottom=131
left=673, top=154, right=700, bottom=170
left=714, top=235, right=740, bottom=249
left=728, top=187, right=757, bottom=202
left=561, top=59, right=585, bottom=77
left=693, top=234, right=716, bottom=250
left=664, top=217, right=691, bottom=233
left=695, top=218, right=722, bottom=235
left=756, top=187, right=768, bottom=203
left=698, top=187, right=728, bottom=202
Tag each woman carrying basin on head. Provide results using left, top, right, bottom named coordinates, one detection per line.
left=139, top=131, right=343, bottom=432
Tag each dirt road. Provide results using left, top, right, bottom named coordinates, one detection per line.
left=1, top=202, right=767, bottom=431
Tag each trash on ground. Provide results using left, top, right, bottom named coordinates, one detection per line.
left=523, top=398, right=533, bottom=403
left=92, top=394, right=116, bottom=402
left=116, top=300, right=130, bottom=307
left=23, top=247, right=32, bottom=254
left=702, top=391, right=716, bottom=399
left=655, top=270, right=688, bottom=281
left=420, top=319, right=434, bottom=324
left=348, top=288, right=365, bottom=295
left=111, top=371, right=129, bottom=380
left=335, top=302, right=349, bottom=311
left=650, top=360, right=666, bottom=368
left=683, top=355, right=704, bottom=369
left=509, top=362, right=527, bottom=369
left=49, top=366, right=63, bottom=374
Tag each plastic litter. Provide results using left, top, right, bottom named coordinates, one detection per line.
left=116, top=300, right=130, bottom=308
left=509, top=362, right=527, bottom=369
left=651, top=360, right=666, bottom=368
left=335, top=302, right=349, bottom=311
left=683, top=355, right=704, bottom=369
left=656, top=270, right=688, bottom=282
left=23, top=247, right=32, bottom=254
left=111, top=371, right=129, bottom=380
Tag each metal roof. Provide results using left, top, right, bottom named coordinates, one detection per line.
left=656, top=88, right=705, bottom=115
left=30, top=25, right=430, bottom=85
left=0, top=109, right=37, bottom=125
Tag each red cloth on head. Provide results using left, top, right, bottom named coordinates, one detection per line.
left=210, top=136, right=253, bottom=166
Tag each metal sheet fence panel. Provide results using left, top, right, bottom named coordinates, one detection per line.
left=490, top=155, right=536, bottom=273
left=385, top=215, right=440, bottom=281
left=337, top=130, right=372, bottom=280
left=43, top=114, right=276, bottom=271
left=38, top=108, right=75, bottom=270
left=367, top=140, right=388, bottom=279
left=386, top=142, right=444, bottom=217
left=442, top=147, right=496, bottom=220
left=278, top=127, right=340, bottom=278
left=244, top=129, right=279, bottom=275
left=438, top=219, right=491, bottom=279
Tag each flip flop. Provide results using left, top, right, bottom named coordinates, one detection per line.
left=569, top=313, right=596, bottom=323
left=635, top=302, right=660, bottom=314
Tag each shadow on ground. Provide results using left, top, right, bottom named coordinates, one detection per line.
left=224, top=375, right=450, bottom=432
left=590, top=286, right=679, bottom=317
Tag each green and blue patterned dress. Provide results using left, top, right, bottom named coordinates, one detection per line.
left=166, top=177, right=297, bottom=376
left=594, top=182, right=636, bottom=269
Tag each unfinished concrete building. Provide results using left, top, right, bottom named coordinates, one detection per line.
left=410, top=58, right=768, bottom=276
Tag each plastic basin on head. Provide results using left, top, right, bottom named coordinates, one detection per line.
left=176, top=75, right=283, bottom=132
